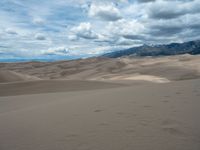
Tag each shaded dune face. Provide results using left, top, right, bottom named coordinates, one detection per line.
left=0, top=80, right=122, bottom=97
left=0, top=54, right=200, bottom=83
left=0, top=70, right=40, bottom=83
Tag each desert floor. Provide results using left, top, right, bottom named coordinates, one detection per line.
left=0, top=55, right=200, bottom=150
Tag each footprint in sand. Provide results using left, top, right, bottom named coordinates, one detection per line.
left=65, top=133, right=78, bottom=138
left=116, top=112, right=126, bottom=115
left=143, top=105, right=152, bottom=108
left=164, top=95, right=171, bottom=98
left=161, top=119, right=185, bottom=136
left=175, top=92, right=181, bottom=95
left=125, top=128, right=135, bottom=133
left=195, top=93, right=200, bottom=96
left=94, top=109, right=104, bottom=113
left=161, top=119, right=177, bottom=126
left=129, top=100, right=136, bottom=104
left=116, top=112, right=137, bottom=119
left=142, top=105, right=153, bottom=109
left=162, top=126, right=184, bottom=136
left=193, top=89, right=198, bottom=93
left=99, top=122, right=109, bottom=126
left=162, top=100, right=169, bottom=103
left=77, top=143, right=93, bottom=150
left=140, top=121, right=149, bottom=126
left=63, top=133, right=79, bottom=141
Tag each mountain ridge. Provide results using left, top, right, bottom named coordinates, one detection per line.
left=102, top=40, right=200, bottom=58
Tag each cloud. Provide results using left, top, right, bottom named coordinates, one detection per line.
left=137, top=0, right=156, bottom=3
left=70, top=22, right=99, bottom=39
left=148, top=1, right=185, bottom=19
left=35, top=33, right=46, bottom=40
left=146, top=12, right=200, bottom=37
left=123, top=34, right=145, bottom=40
left=45, top=47, right=69, bottom=55
left=116, top=37, right=142, bottom=46
left=150, top=26, right=183, bottom=37
left=5, top=28, right=18, bottom=34
left=1, top=0, right=200, bottom=59
left=148, top=0, right=200, bottom=19
left=33, top=18, right=45, bottom=25
left=68, top=35, right=78, bottom=41
left=88, top=3, right=122, bottom=21
left=106, top=19, right=146, bottom=39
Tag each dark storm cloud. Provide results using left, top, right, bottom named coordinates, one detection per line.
left=123, top=34, right=145, bottom=40
left=148, top=0, right=200, bottom=19
left=149, top=10, right=185, bottom=19
left=149, top=26, right=183, bottom=36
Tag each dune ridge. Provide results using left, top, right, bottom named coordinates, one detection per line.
left=0, top=54, right=200, bottom=84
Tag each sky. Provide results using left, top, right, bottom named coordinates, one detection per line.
left=0, top=0, right=200, bottom=60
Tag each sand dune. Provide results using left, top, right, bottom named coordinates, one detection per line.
left=110, top=74, right=170, bottom=83
left=0, top=55, right=200, bottom=150
left=1, top=54, right=200, bottom=82
left=0, top=80, right=122, bottom=97
left=0, top=70, right=40, bottom=83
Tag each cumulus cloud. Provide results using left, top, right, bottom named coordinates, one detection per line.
left=70, top=22, right=99, bottom=39
left=35, top=33, right=46, bottom=40
left=45, top=47, right=69, bottom=55
left=5, top=28, right=18, bottom=34
left=106, top=19, right=146, bottom=39
left=88, top=3, right=122, bottom=21
left=33, top=18, right=45, bottom=25
left=68, top=35, right=77, bottom=41
left=89, top=19, right=147, bottom=46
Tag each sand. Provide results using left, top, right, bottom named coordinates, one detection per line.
left=0, top=79, right=200, bottom=150
left=0, top=80, right=123, bottom=97
left=0, top=70, right=40, bottom=83
left=104, top=74, right=171, bottom=83
left=0, top=54, right=200, bottom=150
left=1, top=54, right=200, bottom=81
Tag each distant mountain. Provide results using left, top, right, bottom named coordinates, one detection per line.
left=102, top=40, right=200, bottom=58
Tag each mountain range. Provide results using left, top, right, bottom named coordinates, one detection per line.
left=102, top=40, right=200, bottom=58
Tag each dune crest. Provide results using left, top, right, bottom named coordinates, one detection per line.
left=110, top=74, right=170, bottom=83
left=1, top=54, right=200, bottom=82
